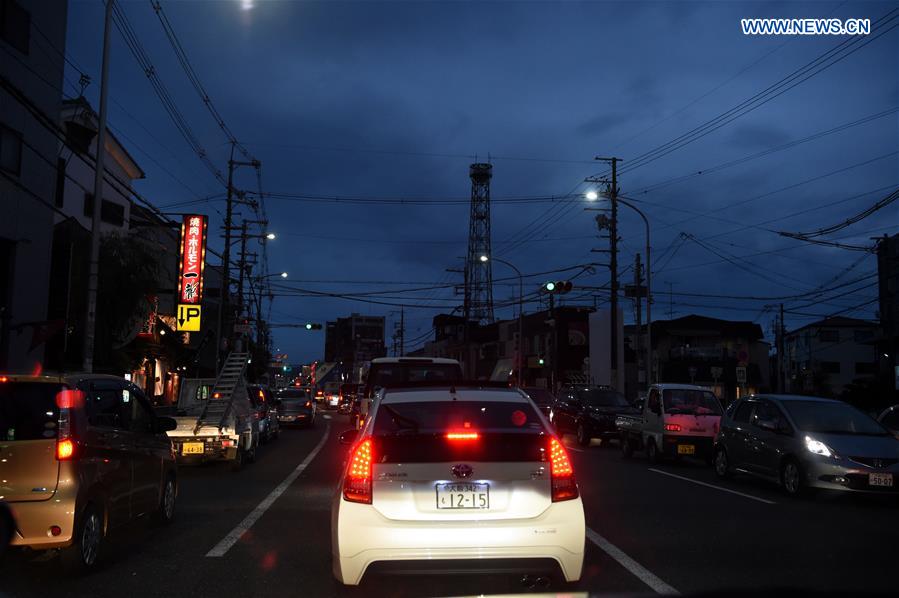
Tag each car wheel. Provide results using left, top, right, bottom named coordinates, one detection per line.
left=714, top=447, right=732, bottom=478
left=781, top=458, right=806, bottom=497
left=61, top=505, right=103, bottom=573
left=155, top=476, right=177, bottom=524
left=647, top=438, right=660, bottom=464
left=230, top=446, right=245, bottom=471
left=621, top=437, right=634, bottom=459
left=576, top=423, right=591, bottom=447
left=247, top=438, right=258, bottom=464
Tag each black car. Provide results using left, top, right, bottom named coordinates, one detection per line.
left=275, top=387, right=316, bottom=428
left=553, top=385, right=639, bottom=446
left=520, top=387, right=556, bottom=419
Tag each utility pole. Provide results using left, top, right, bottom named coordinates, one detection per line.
left=779, top=303, right=786, bottom=392
left=634, top=253, right=643, bottom=387
left=237, top=220, right=248, bottom=318
left=587, top=156, right=621, bottom=391
left=215, top=143, right=237, bottom=373
left=399, top=307, right=405, bottom=356
left=82, top=0, right=114, bottom=372
left=667, top=282, right=675, bottom=319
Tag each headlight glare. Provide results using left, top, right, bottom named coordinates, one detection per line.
left=805, top=436, right=832, bottom=457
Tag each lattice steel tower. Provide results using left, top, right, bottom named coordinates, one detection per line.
left=464, top=163, right=495, bottom=324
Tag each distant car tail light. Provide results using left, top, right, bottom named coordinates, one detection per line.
left=221, top=439, right=235, bottom=448
left=55, top=389, right=84, bottom=410
left=445, top=431, right=479, bottom=441
left=664, top=423, right=682, bottom=432
left=305, top=401, right=312, bottom=408
left=55, top=389, right=82, bottom=461
left=213, top=392, right=221, bottom=399
left=0, top=375, right=8, bottom=382
left=343, top=438, right=373, bottom=504
left=548, top=437, right=578, bottom=502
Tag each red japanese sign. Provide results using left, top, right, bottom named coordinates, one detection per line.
left=178, top=215, right=207, bottom=304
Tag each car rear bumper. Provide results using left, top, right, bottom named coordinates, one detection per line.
left=278, top=413, right=313, bottom=424
left=8, top=493, right=77, bottom=549
left=331, top=498, right=585, bottom=585
left=662, top=434, right=715, bottom=457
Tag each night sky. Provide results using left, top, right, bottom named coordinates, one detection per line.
left=64, top=0, right=899, bottom=364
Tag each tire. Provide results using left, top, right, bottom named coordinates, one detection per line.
left=714, top=447, right=732, bottom=478
left=61, top=504, right=103, bottom=573
left=781, top=458, right=807, bottom=497
left=576, top=422, right=591, bottom=447
left=246, top=437, right=258, bottom=464
left=647, top=438, right=660, bottom=464
left=230, top=447, right=245, bottom=471
left=154, top=476, right=176, bottom=525
left=621, top=437, right=634, bottom=459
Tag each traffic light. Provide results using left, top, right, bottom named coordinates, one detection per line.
left=538, top=357, right=545, bottom=366
left=304, top=323, right=323, bottom=330
left=543, top=281, right=572, bottom=294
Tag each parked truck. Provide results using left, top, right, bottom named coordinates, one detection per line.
left=616, top=383, right=724, bottom=464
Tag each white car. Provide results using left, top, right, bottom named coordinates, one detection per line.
left=331, top=384, right=585, bottom=586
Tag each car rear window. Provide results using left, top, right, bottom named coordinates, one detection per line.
left=277, top=389, right=308, bottom=399
left=0, top=382, right=66, bottom=441
left=372, top=400, right=547, bottom=463
left=369, top=364, right=462, bottom=388
left=523, top=388, right=554, bottom=406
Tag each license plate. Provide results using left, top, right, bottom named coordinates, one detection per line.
left=869, top=472, right=893, bottom=487
left=182, top=442, right=204, bottom=455
left=677, top=444, right=696, bottom=455
left=436, top=482, right=489, bottom=509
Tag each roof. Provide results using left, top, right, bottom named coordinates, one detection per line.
left=651, top=315, right=764, bottom=340
left=751, top=394, right=839, bottom=403
left=371, top=357, right=460, bottom=364
left=61, top=98, right=145, bottom=180
left=785, top=316, right=879, bottom=337
left=382, top=386, right=527, bottom=404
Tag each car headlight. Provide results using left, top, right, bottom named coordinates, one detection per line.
left=805, top=436, right=834, bottom=457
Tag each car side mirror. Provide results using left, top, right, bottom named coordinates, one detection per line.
left=339, top=429, right=359, bottom=445
left=156, top=416, right=178, bottom=433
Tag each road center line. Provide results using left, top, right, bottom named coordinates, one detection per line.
left=586, top=527, right=679, bottom=595
left=206, top=422, right=332, bottom=557
left=648, top=468, right=776, bottom=505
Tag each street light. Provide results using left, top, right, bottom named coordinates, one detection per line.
left=279, top=271, right=288, bottom=278
left=617, top=196, right=653, bottom=388
left=266, top=232, right=276, bottom=240
left=480, top=254, right=524, bottom=388
left=585, top=190, right=599, bottom=201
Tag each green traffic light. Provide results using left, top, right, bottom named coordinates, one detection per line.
left=544, top=281, right=556, bottom=292
left=305, top=323, right=313, bottom=330
left=538, top=357, right=545, bottom=365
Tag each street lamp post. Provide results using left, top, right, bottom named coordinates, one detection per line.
left=617, top=197, right=652, bottom=388
left=480, top=255, right=523, bottom=387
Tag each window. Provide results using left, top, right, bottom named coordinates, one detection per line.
left=0, top=124, right=22, bottom=175
left=752, top=400, right=789, bottom=432
left=733, top=400, right=753, bottom=423
left=83, top=193, right=126, bottom=227
left=820, top=361, right=841, bottom=374
left=647, top=389, right=660, bottom=412
left=54, top=157, right=66, bottom=207
left=0, top=0, right=30, bottom=55
left=84, top=381, right=129, bottom=431
left=129, top=388, right=157, bottom=435
left=855, top=362, right=876, bottom=375
left=819, top=329, right=839, bottom=343
left=854, top=329, right=874, bottom=343
left=882, top=408, right=899, bottom=432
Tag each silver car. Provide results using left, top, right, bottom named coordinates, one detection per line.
left=714, top=394, right=899, bottom=496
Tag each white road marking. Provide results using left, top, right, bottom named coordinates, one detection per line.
left=322, top=414, right=332, bottom=420
left=206, top=421, right=332, bottom=557
left=586, top=527, right=679, bottom=595
left=648, top=468, right=776, bottom=505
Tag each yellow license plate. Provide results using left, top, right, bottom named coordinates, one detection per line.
left=677, top=444, right=695, bottom=455
left=182, top=442, right=204, bottom=455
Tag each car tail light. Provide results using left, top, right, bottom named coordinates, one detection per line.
left=548, top=437, right=578, bottom=502
left=665, top=423, right=682, bottom=432
left=213, top=392, right=221, bottom=399
left=57, top=438, right=75, bottom=460
left=305, top=401, right=312, bottom=408
left=343, top=438, right=373, bottom=504
left=0, top=375, right=8, bottom=382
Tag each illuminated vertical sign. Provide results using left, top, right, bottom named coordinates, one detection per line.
left=178, top=214, right=207, bottom=304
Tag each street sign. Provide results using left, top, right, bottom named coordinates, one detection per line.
left=176, top=304, right=202, bottom=332
left=177, top=215, right=207, bottom=304
left=736, top=366, right=747, bottom=384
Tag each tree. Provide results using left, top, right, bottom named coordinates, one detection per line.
left=93, top=234, right=160, bottom=372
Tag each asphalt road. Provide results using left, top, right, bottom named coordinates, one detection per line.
left=2, top=414, right=898, bottom=597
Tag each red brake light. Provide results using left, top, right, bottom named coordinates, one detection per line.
left=305, top=401, right=311, bottom=408
left=258, top=390, right=265, bottom=399
left=665, top=423, right=681, bottom=432
left=343, top=438, right=373, bottom=504
left=548, top=437, right=578, bottom=502
left=316, top=390, right=323, bottom=396
left=0, top=376, right=8, bottom=382
left=57, top=438, right=75, bottom=460
left=213, top=392, right=221, bottom=399
left=445, top=432, right=479, bottom=441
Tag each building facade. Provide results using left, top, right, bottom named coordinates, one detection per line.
left=784, top=316, right=879, bottom=398
left=0, top=0, right=68, bottom=371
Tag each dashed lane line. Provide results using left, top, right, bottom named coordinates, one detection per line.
left=205, top=421, right=332, bottom=557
